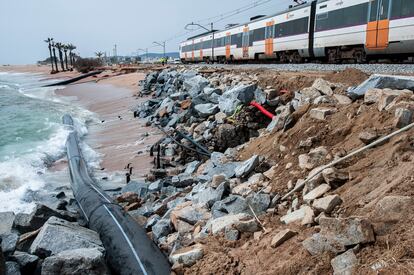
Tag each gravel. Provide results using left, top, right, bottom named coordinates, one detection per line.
left=187, top=63, right=414, bottom=75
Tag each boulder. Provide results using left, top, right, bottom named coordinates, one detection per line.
left=334, top=94, right=352, bottom=105
left=29, top=217, right=103, bottom=258
left=211, top=174, right=226, bottom=188
left=171, top=173, right=195, bottom=188
left=183, top=75, right=209, bottom=97
left=184, top=161, right=201, bottom=175
left=303, top=184, right=331, bottom=203
left=171, top=203, right=211, bottom=229
left=224, top=228, right=240, bottom=241
left=263, top=166, right=277, bottom=179
left=0, top=212, right=15, bottom=235
left=322, top=168, right=349, bottom=188
left=145, top=215, right=161, bottom=230
left=9, top=251, right=38, bottom=274
left=5, top=261, right=20, bottom=275
left=116, top=192, right=141, bottom=204
left=218, top=84, right=257, bottom=115
left=0, top=233, right=18, bottom=256
left=358, top=130, right=378, bottom=144
left=246, top=193, right=271, bottom=215
left=300, top=87, right=322, bottom=104
left=232, top=183, right=253, bottom=197
left=313, top=195, right=343, bottom=213
left=14, top=204, right=76, bottom=233
left=194, top=103, right=219, bottom=118
left=303, top=217, right=374, bottom=255
left=152, top=219, right=172, bottom=240
left=280, top=206, right=315, bottom=225
left=394, top=108, right=413, bottom=128
left=271, top=229, right=297, bottom=248
left=41, top=248, right=109, bottom=275
left=121, top=181, right=148, bottom=197
left=210, top=213, right=258, bottom=234
left=364, top=88, right=383, bottom=104
left=235, top=155, right=260, bottom=178
left=169, top=245, right=204, bottom=267
left=310, top=107, right=337, bottom=120
left=211, top=195, right=249, bottom=217
left=312, top=78, right=333, bottom=96
left=331, top=250, right=358, bottom=275
left=369, top=195, right=413, bottom=235
left=194, top=182, right=229, bottom=207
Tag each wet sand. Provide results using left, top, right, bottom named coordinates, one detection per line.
left=58, top=72, right=161, bottom=179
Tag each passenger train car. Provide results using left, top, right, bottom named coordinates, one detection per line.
left=179, top=0, right=414, bottom=63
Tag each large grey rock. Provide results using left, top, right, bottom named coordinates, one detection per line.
left=5, top=261, right=20, bottom=275
left=194, top=182, right=229, bottom=207
left=14, top=204, right=76, bottom=233
left=394, top=108, right=413, bottom=128
left=29, top=217, right=103, bottom=258
left=0, top=233, right=18, bottom=256
left=9, top=251, right=39, bottom=274
left=0, top=212, right=15, bottom=235
left=121, top=181, right=148, bottom=197
left=303, top=184, right=331, bottom=203
left=235, top=155, right=259, bottom=178
left=184, top=75, right=209, bottom=97
left=184, top=161, right=201, bottom=175
left=152, top=219, right=172, bottom=240
left=312, top=78, right=334, bottom=96
left=310, top=107, right=337, bottom=120
left=322, top=168, right=349, bottom=188
left=41, top=248, right=109, bottom=275
left=313, top=195, right=342, bottom=213
left=211, top=195, right=249, bottom=217
left=280, top=206, right=315, bottom=225
left=271, top=229, right=297, bottom=248
left=169, top=245, right=204, bottom=267
left=331, top=250, right=358, bottom=275
left=218, top=84, right=257, bottom=115
left=194, top=103, right=219, bottom=118
left=303, top=217, right=374, bottom=255
left=246, top=193, right=270, bottom=215
left=210, top=213, right=256, bottom=234
left=171, top=173, right=195, bottom=188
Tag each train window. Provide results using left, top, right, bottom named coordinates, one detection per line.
left=320, top=5, right=327, bottom=9
left=203, top=40, right=212, bottom=49
left=252, top=27, right=266, bottom=42
left=231, top=33, right=242, bottom=47
left=380, top=0, right=390, bottom=20
left=265, top=25, right=274, bottom=39
left=370, top=0, right=379, bottom=21
left=274, top=17, right=309, bottom=38
left=316, top=2, right=368, bottom=31
left=225, top=35, right=231, bottom=46
left=391, top=0, right=414, bottom=19
left=242, top=31, right=250, bottom=47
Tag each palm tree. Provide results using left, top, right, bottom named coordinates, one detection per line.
left=44, top=38, right=55, bottom=73
left=51, top=42, right=59, bottom=73
left=95, top=51, right=104, bottom=65
left=55, top=42, right=65, bottom=71
left=63, top=44, right=69, bottom=71
left=67, top=44, right=76, bottom=68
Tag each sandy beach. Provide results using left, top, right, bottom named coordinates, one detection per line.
left=58, top=72, right=162, bottom=179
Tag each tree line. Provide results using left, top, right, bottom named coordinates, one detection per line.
left=44, top=38, right=77, bottom=74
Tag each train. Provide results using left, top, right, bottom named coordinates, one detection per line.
left=179, top=0, right=414, bottom=63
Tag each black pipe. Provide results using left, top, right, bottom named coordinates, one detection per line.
left=174, top=129, right=211, bottom=156
left=43, top=70, right=103, bottom=87
left=63, top=114, right=170, bottom=275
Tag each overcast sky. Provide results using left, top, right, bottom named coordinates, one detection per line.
left=0, top=0, right=293, bottom=64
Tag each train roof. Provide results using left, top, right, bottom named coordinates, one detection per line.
left=181, top=1, right=314, bottom=44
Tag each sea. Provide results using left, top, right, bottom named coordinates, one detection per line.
left=0, top=71, right=100, bottom=214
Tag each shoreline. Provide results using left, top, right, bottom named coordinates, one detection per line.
left=57, top=72, right=162, bottom=179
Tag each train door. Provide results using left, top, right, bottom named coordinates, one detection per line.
left=242, top=27, right=250, bottom=58
left=200, top=40, right=203, bottom=60
left=225, top=33, right=231, bottom=59
left=191, top=40, right=195, bottom=61
left=265, top=21, right=275, bottom=56
left=366, top=0, right=390, bottom=49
